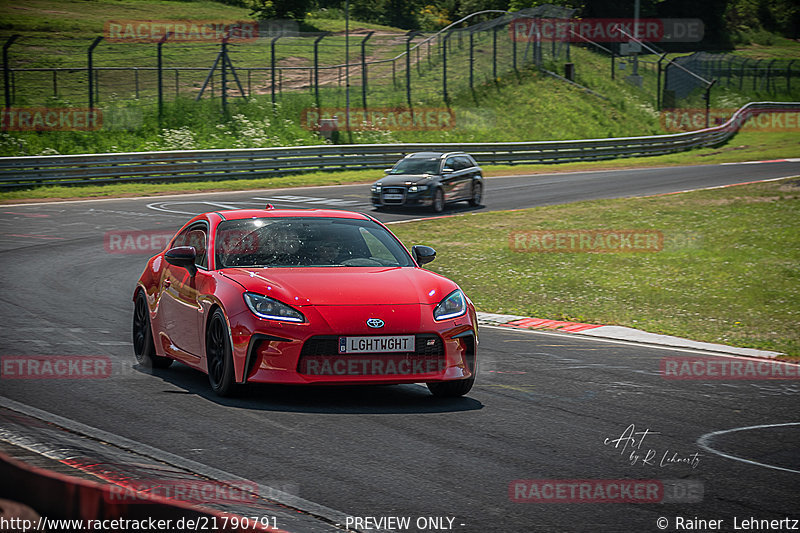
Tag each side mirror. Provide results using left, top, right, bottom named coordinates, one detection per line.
left=165, top=246, right=197, bottom=276
left=412, top=245, right=436, bottom=266
left=384, top=168, right=392, bottom=174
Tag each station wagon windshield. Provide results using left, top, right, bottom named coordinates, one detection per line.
left=389, top=158, right=440, bottom=175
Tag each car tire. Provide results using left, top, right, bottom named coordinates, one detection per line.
left=132, top=291, right=173, bottom=369
left=468, top=181, right=482, bottom=207
left=206, top=308, right=236, bottom=396
left=432, top=188, right=445, bottom=213
left=427, top=377, right=474, bottom=397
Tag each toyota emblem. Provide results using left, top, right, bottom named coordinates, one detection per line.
left=366, top=318, right=385, bottom=328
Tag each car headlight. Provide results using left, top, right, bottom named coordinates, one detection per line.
left=244, top=292, right=305, bottom=323
left=372, top=185, right=382, bottom=192
left=408, top=184, right=427, bottom=193
left=433, top=289, right=466, bottom=321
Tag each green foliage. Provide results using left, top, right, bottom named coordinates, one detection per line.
left=247, top=0, right=310, bottom=20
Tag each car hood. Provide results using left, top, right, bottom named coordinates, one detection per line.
left=220, top=267, right=458, bottom=306
left=377, top=174, right=435, bottom=186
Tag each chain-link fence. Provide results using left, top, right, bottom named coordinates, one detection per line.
left=663, top=52, right=799, bottom=108
left=1, top=6, right=577, bottom=129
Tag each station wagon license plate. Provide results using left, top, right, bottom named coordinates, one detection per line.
left=339, top=335, right=415, bottom=354
left=382, top=193, right=404, bottom=200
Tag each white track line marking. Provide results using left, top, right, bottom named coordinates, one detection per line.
left=697, top=422, right=800, bottom=474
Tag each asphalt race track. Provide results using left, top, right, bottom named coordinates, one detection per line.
left=1, top=161, right=798, bottom=532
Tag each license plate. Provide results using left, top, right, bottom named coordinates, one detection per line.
left=339, top=335, right=415, bottom=354
left=383, top=193, right=404, bottom=200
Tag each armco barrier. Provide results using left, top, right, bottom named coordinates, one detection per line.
left=0, top=102, right=797, bottom=189
left=0, top=452, right=275, bottom=532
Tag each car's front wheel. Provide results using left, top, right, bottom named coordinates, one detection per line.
left=132, top=291, right=173, bottom=369
left=206, top=308, right=235, bottom=396
left=427, top=377, right=474, bottom=397
left=468, top=180, right=482, bottom=207
left=432, top=188, right=445, bottom=213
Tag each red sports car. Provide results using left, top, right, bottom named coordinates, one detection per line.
left=133, top=207, right=478, bottom=397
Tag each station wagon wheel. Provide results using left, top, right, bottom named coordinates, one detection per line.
left=132, top=291, right=173, bottom=369
left=468, top=181, right=483, bottom=207
left=432, top=188, right=445, bottom=213
left=207, top=308, right=235, bottom=396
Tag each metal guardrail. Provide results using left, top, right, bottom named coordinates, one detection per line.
left=0, top=102, right=797, bottom=189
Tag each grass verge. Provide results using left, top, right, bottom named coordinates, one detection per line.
left=389, top=177, right=800, bottom=358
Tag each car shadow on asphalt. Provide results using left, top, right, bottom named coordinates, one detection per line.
left=135, top=363, right=483, bottom=414
left=374, top=204, right=487, bottom=218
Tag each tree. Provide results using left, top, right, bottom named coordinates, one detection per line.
left=247, top=0, right=311, bottom=20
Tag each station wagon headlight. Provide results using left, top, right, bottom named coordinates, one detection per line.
left=372, top=184, right=382, bottom=192
left=244, top=292, right=305, bottom=323
left=434, top=289, right=466, bottom=321
left=408, top=184, right=427, bottom=193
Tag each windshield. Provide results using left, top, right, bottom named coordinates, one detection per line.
left=214, top=217, right=414, bottom=268
left=389, top=157, right=440, bottom=175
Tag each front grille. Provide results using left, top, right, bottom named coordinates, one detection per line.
left=298, top=334, right=445, bottom=375
left=300, top=334, right=443, bottom=357
left=381, top=187, right=406, bottom=204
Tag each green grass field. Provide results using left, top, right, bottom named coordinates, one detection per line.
left=390, top=177, right=800, bottom=358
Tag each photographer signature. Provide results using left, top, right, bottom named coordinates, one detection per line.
left=603, top=423, right=701, bottom=469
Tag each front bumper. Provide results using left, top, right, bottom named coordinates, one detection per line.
left=371, top=186, right=434, bottom=208
left=229, top=306, right=477, bottom=385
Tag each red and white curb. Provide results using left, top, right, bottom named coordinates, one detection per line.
left=476, top=312, right=784, bottom=359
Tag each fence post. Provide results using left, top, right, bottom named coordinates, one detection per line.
left=787, top=60, right=795, bottom=93
left=704, top=80, right=716, bottom=128
left=221, top=39, right=228, bottom=116
left=313, top=32, right=328, bottom=108
left=727, top=58, right=732, bottom=86
left=512, top=24, right=517, bottom=71
left=406, top=31, right=418, bottom=108
left=469, top=29, right=474, bottom=91
left=271, top=36, right=280, bottom=110
left=442, top=31, right=451, bottom=102
left=3, top=35, right=20, bottom=115
left=611, top=47, right=615, bottom=80
left=765, top=59, right=776, bottom=93
left=360, top=32, right=373, bottom=110
left=157, top=37, right=165, bottom=122
left=657, top=53, right=668, bottom=110
left=53, top=70, right=58, bottom=98
left=753, top=59, right=761, bottom=92
left=739, top=58, right=748, bottom=91
left=87, top=36, right=103, bottom=109
left=492, top=26, right=498, bottom=80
